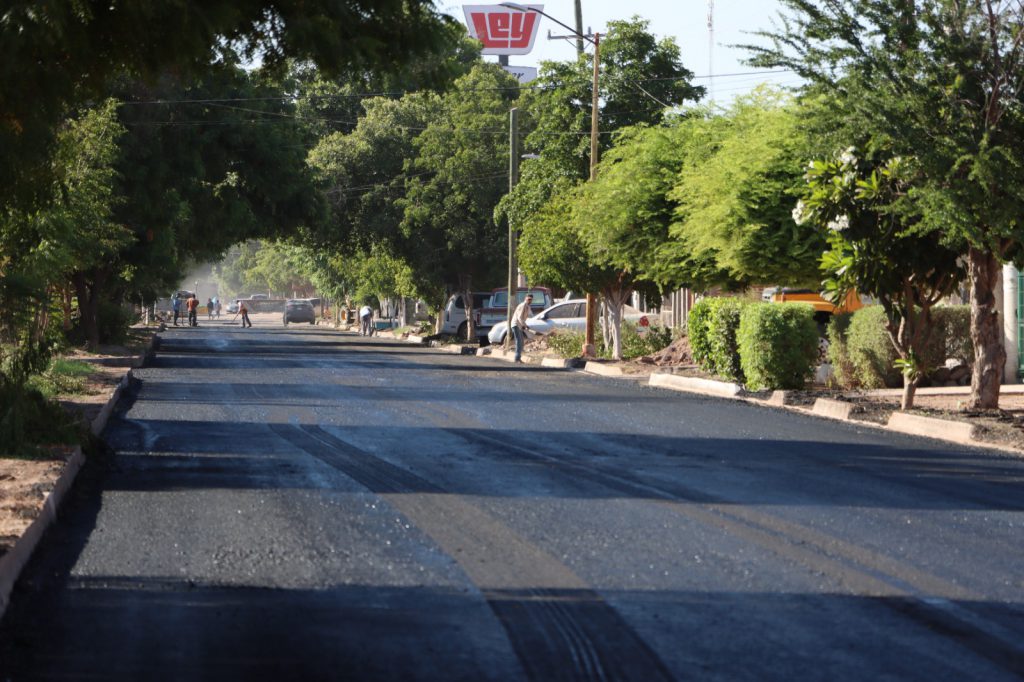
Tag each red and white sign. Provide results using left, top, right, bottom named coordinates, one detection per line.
left=463, top=4, right=543, bottom=55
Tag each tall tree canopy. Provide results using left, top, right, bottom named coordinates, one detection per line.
left=1, top=0, right=460, bottom=212
left=749, top=0, right=1024, bottom=408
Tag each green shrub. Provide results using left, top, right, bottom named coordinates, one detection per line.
left=705, top=298, right=748, bottom=381
left=547, top=329, right=586, bottom=358
left=619, top=321, right=673, bottom=359
left=846, top=306, right=900, bottom=388
left=826, top=313, right=856, bottom=388
left=843, top=304, right=972, bottom=389
left=932, top=305, right=972, bottom=368
left=687, top=298, right=714, bottom=368
left=738, top=303, right=819, bottom=390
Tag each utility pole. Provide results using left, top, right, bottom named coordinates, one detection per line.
left=707, top=0, right=715, bottom=104
left=506, top=108, right=521, bottom=349
left=574, top=0, right=585, bottom=56
left=582, top=33, right=601, bottom=357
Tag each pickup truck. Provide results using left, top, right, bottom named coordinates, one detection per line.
left=475, top=287, right=553, bottom=340
left=440, top=291, right=492, bottom=339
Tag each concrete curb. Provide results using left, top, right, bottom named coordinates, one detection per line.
left=0, top=331, right=154, bottom=621
left=648, top=373, right=742, bottom=398
left=541, top=358, right=572, bottom=369
left=812, top=398, right=856, bottom=421
left=0, top=446, right=85, bottom=621
left=887, top=411, right=978, bottom=445
left=91, top=369, right=132, bottom=437
left=584, top=362, right=623, bottom=377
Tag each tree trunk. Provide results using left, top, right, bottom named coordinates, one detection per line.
left=601, top=286, right=632, bottom=361
left=70, top=269, right=105, bottom=351
left=901, top=378, right=918, bottom=411
left=458, top=274, right=474, bottom=343
left=967, top=246, right=1005, bottom=410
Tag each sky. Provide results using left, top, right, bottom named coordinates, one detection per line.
left=441, top=0, right=801, bottom=102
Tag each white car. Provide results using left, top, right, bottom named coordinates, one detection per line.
left=487, top=299, right=651, bottom=344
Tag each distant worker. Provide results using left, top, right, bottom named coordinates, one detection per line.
left=172, top=294, right=182, bottom=327
left=511, top=293, right=533, bottom=363
left=359, top=304, right=373, bottom=336
left=239, top=300, right=252, bottom=328
left=206, top=297, right=214, bottom=320
left=187, top=294, right=199, bottom=327
left=214, top=297, right=222, bottom=318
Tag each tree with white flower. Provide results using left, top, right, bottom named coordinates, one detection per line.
left=799, top=148, right=964, bottom=409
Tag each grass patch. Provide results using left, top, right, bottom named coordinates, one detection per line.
left=26, top=359, right=94, bottom=399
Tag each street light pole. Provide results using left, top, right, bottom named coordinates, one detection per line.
left=499, top=2, right=601, bottom=357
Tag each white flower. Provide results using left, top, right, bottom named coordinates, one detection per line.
left=791, top=200, right=808, bottom=226
left=827, top=215, right=850, bottom=232
left=839, top=147, right=857, bottom=167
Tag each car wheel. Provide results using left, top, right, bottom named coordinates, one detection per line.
left=457, top=321, right=468, bottom=340
left=310, top=320, right=315, bottom=325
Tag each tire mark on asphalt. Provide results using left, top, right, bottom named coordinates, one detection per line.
left=267, top=423, right=674, bottom=682
left=453, top=429, right=1024, bottom=677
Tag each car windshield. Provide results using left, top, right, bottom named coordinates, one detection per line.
left=490, top=291, right=545, bottom=308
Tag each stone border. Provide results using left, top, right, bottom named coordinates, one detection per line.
left=887, top=411, right=978, bottom=445
left=0, top=446, right=85, bottom=620
left=0, top=331, right=155, bottom=621
left=648, top=373, right=742, bottom=398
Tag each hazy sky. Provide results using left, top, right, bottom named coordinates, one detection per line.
left=442, top=0, right=800, bottom=101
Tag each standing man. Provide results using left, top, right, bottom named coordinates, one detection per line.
left=239, top=300, right=252, bottom=328
left=359, top=303, right=373, bottom=336
left=172, top=294, right=181, bottom=327
left=187, top=293, right=199, bottom=327
left=206, top=297, right=215, bottom=321
left=511, top=293, right=533, bottom=363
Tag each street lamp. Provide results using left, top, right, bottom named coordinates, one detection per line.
left=499, top=2, right=601, bottom=356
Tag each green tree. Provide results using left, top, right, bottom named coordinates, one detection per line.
left=0, top=0, right=460, bottom=216
left=664, top=90, right=824, bottom=289
left=797, top=149, right=964, bottom=409
left=749, top=0, right=1024, bottom=409
left=400, top=63, right=518, bottom=331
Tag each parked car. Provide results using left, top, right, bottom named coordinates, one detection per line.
left=283, top=299, right=316, bottom=325
left=226, top=299, right=240, bottom=314
left=476, top=287, right=553, bottom=340
left=487, top=299, right=650, bottom=344
left=440, top=292, right=492, bottom=339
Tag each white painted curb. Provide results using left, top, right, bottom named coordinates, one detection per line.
left=541, top=358, right=572, bottom=369
left=584, top=362, right=623, bottom=377
left=887, top=412, right=978, bottom=445
left=812, top=398, right=855, bottom=421
left=648, top=373, right=742, bottom=398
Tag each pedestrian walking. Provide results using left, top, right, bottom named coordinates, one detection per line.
left=214, top=297, right=221, bottom=318
left=511, top=293, right=533, bottom=363
left=187, top=294, right=199, bottom=327
left=172, top=294, right=181, bottom=326
left=359, top=304, right=373, bottom=336
left=239, top=300, right=252, bottom=328
left=206, top=297, right=214, bottom=320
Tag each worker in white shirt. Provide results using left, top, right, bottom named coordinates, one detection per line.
left=510, top=294, right=533, bottom=363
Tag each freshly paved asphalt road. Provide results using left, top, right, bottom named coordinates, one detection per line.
left=2, top=315, right=1024, bottom=680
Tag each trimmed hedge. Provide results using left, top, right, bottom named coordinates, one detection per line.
left=827, top=304, right=972, bottom=389
left=688, top=297, right=748, bottom=381
left=688, top=298, right=715, bottom=369
left=738, top=303, right=819, bottom=390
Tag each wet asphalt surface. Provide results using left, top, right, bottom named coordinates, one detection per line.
left=2, top=316, right=1024, bottom=680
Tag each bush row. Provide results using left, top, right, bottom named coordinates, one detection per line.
left=547, top=320, right=674, bottom=361
left=688, top=298, right=820, bottom=390
left=827, top=305, right=972, bottom=388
